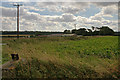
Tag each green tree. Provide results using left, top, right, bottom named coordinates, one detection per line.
left=72, top=29, right=77, bottom=34
left=92, top=26, right=95, bottom=31
left=87, top=29, right=92, bottom=36
left=76, top=28, right=87, bottom=36
left=99, top=26, right=114, bottom=35
left=64, top=30, right=71, bottom=34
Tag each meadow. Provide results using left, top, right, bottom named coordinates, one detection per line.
left=2, top=36, right=120, bottom=78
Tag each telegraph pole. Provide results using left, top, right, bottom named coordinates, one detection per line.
left=14, top=4, right=22, bottom=39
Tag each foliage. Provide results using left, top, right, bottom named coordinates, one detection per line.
left=66, top=26, right=115, bottom=36
left=64, top=30, right=71, bottom=34
left=99, top=26, right=114, bottom=35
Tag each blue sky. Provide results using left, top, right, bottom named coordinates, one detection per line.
left=1, top=2, right=118, bottom=31
left=76, top=4, right=101, bottom=18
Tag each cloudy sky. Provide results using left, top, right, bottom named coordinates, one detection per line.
left=0, top=1, right=119, bottom=31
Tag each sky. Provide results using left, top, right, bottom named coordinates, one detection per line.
left=0, top=1, right=119, bottom=32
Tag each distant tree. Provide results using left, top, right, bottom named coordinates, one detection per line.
left=93, top=31, right=100, bottom=35
left=96, top=27, right=101, bottom=30
left=76, top=28, right=87, bottom=36
left=64, top=30, right=71, bottom=34
left=35, top=31, right=41, bottom=36
left=99, top=26, right=114, bottom=35
left=71, top=29, right=77, bottom=34
left=87, top=29, right=92, bottom=36
left=66, top=26, right=114, bottom=36
left=92, top=26, right=95, bottom=31
left=87, top=29, right=92, bottom=33
left=64, top=30, right=68, bottom=33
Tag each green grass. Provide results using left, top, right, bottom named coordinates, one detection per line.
left=2, top=36, right=119, bottom=78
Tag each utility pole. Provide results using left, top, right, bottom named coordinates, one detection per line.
left=14, top=4, right=22, bottom=39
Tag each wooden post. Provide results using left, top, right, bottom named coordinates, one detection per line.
left=17, top=5, right=19, bottom=39
left=14, top=4, right=22, bottom=39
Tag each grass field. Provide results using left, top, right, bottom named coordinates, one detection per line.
left=2, top=36, right=120, bottom=78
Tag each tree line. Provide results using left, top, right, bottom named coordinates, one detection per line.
left=64, top=26, right=115, bottom=36
left=1, top=31, right=63, bottom=35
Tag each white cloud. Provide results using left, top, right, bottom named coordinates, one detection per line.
left=76, top=16, right=102, bottom=28
left=90, top=4, right=118, bottom=21
left=90, top=12, right=104, bottom=21
left=93, top=2, right=118, bottom=7
left=36, top=2, right=90, bottom=14
left=49, top=13, right=76, bottom=22
left=1, top=7, right=16, bottom=17
left=2, top=0, right=120, bottom=2
left=24, top=6, right=45, bottom=12
left=1, top=2, right=118, bottom=31
left=1, top=6, right=42, bottom=21
left=2, top=17, right=16, bottom=31
left=102, top=5, right=118, bottom=15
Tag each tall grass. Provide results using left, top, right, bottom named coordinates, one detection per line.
left=2, top=36, right=119, bottom=78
